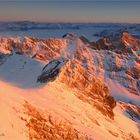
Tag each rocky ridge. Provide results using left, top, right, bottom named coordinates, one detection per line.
left=0, top=31, right=140, bottom=139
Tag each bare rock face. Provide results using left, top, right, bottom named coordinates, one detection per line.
left=114, top=31, right=140, bottom=54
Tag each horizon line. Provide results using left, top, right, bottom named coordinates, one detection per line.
left=0, top=0, right=139, bottom=1
left=0, top=20, right=139, bottom=24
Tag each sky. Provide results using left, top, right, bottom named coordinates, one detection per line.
left=0, top=1, right=139, bottom=23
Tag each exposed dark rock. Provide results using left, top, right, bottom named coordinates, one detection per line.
left=37, top=58, right=67, bottom=83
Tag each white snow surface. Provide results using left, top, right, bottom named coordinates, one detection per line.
left=0, top=24, right=140, bottom=139
left=0, top=80, right=140, bottom=140
left=0, top=52, right=45, bottom=88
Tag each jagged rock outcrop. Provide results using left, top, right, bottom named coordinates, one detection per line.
left=0, top=37, right=68, bottom=62
left=58, top=60, right=116, bottom=119
left=121, top=32, right=140, bottom=50
left=37, top=54, right=116, bottom=119
left=23, top=101, right=89, bottom=140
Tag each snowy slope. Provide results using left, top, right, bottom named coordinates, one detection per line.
left=0, top=78, right=140, bottom=140
left=0, top=30, right=140, bottom=140
left=0, top=52, right=44, bottom=88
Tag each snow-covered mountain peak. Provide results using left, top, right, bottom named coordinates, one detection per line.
left=0, top=31, right=140, bottom=140
left=0, top=33, right=140, bottom=97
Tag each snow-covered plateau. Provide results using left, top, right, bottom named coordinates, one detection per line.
left=0, top=23, right=140, bottom=140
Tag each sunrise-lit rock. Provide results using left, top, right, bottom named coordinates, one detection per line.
left=0, top=30, right=140, bottom=140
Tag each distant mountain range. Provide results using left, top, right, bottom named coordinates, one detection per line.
left=0, top=21, right=139, bottom=32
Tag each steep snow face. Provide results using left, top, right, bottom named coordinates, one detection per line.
left=0, top=83, right=28, bottom=140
